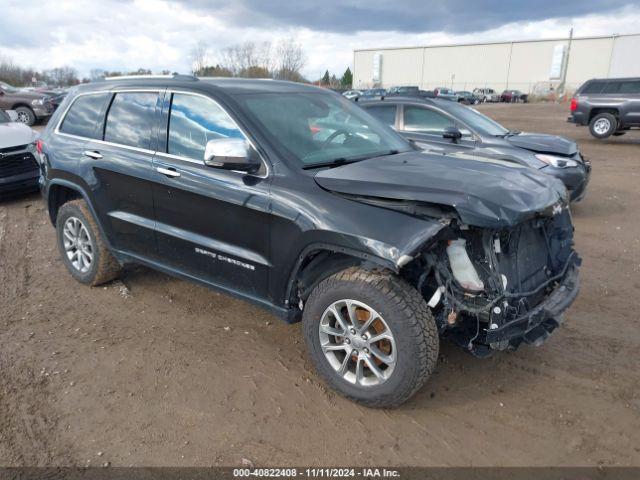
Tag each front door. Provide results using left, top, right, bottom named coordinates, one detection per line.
left=151, top=91, right=272, bottom=300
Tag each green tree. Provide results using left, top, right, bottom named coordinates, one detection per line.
left=321, top=70, right=330, bottom=85
left=341, top=67, right=353, bottom=88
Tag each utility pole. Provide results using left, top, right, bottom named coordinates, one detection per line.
left=559, top=27, right=573, bottom=96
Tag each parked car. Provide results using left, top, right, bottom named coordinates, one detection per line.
left=0, top=109, right=40, bottom=195
left=386, top=86, right=435, bottom=99
left=359, top=96, right=591, bottom=202
left=433, top=87, right=458, bottom=102
left=455, top=91, right=479, bottom=105
left=342, top=89, right=362, bottom=100
left=387, top=86, right=419, bottom=96
left=568, top=77, right=640, bottom=138
left=39, top=75, right=580, bottom=407
left=360, top=88, right=386, bottom=98
left=501, top=90, right=528, bottom=103
left=473, top=87, right=500, bottom=103
left=0, top=81, right=55, bottom=125
left=33, top=88, right=69, bottom=110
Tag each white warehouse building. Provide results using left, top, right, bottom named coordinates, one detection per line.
left=353, top=33, right=640, bottom=95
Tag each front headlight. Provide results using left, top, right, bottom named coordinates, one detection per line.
left=31, top=98, right=44, bottom=106
left=535, top=154, right=578, bottom=168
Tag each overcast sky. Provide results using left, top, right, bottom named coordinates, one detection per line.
left=1, top=0, right=640, bottom=79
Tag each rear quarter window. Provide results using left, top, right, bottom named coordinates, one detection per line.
left=580, top=81, right=605, bottom=94
left=59, top=93, right=111, bottom=139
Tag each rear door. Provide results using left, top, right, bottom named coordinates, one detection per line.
left=151, top=90, right=272, bottom=299
left=81, top=89, right=163, bottom=259
left=52, top=91, right=111, bottom=187
left=610, top=80, right=640, bottom=126
left=399, top=104, right=476, bottom=153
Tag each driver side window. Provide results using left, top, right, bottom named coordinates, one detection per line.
left=403, top=106, right=455, bottom=134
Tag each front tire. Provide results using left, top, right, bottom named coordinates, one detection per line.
left=303, top=267, right=439, bottom=408
left=56, top=199, right=122, bottom=286
left=15, top=106, right=36, bottom=126
left=589, top=113, right=617, bottom=139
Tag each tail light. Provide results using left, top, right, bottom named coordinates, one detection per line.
left=36, top=139, right=44, bottom=154
left=570, top=97, right=578, bottom=112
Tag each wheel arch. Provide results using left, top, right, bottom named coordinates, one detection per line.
left=46, top=180, right=112, bottom=250
left=10, top=102, right=35, bottom=113
left=589, top=107, right=619, bottom=122
left=284, top=243, right=399, bottom=313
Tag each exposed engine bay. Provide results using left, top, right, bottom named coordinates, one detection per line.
left=404, top=206, right=580, bottom=356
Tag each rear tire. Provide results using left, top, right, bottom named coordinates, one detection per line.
left=589, top=113, right=617, bottom=139
left=302, top=267, right=439, bottom=408
left=56, top=199, right=122, bottom=286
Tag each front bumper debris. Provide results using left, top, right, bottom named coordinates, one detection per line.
left=483, top=264, right=580, bottom=348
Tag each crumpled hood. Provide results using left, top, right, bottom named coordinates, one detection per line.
left=314, top=151, right=567, bottom=228
left=506, top=132, right=578, bottom=156
left=0, top=121, right=37, bottom=149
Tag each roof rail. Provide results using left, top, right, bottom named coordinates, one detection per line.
left=103, top=73, right=198, bottom=81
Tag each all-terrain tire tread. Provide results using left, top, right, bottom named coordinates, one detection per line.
left=305, top=267, right=439, bottom=408
left=58, top=200, right=121, bottom=286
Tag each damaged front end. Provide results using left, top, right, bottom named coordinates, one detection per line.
left=405, top=204, right=580, bottom=356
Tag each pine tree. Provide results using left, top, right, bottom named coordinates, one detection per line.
left=321, top=70, right=330, bottom=85
left=341, top=67, right=353, bottom=88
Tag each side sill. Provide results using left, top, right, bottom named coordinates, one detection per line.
left=113, top=250, right=297, bottom=324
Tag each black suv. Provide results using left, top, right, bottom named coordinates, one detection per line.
left=39, top=75, right=581, bottom=407
left=568, top=77, right=640, bottom=138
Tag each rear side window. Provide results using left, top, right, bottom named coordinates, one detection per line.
left=104, top=92, right=158, bottom=149
left=365, top=105, right=397, bottom=127
left=167, top=93, right=244, bottom=161
left=616, top=80, right=640, bottom=94
left=581, top=81, right=605, bottom=94
left=59, top=93, right=110, bottom=139
left=602, top=81, right=622, bottom=94
left=403, top=106, right=454, bottom=134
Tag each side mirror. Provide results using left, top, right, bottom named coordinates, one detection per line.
left=6, top=110, right=18, bottom=122
left=204, top=138, right=261, bottom=173
left=443, top=126, right=463, bottom=141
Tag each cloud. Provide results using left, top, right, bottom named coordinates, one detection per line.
left=176, top=0, right=633, bottom=33
left=0, top=0, right=639, bottom=80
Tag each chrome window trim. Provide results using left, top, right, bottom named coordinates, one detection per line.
left=54, top=88, right=271, bottom=179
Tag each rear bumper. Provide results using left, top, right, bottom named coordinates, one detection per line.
left=483, top=264, right=580, bottom=347
left=567, top=112, right=588, bottom=126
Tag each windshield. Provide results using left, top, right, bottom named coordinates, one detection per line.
left=237, top=92, right=411, bottom=166
left=0, top=110, right=9, bottom=123
left=444, top=102, right=509, bottom=136
left=0, top=82, right=19, bottom=93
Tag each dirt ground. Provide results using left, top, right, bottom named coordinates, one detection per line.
left=1, top=103, right=639, bottom=467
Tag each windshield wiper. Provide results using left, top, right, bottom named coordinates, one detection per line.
left=302, top=158, right=360, bottom=170
left=302, top=150, right=400, bottom=170
left=503, top=130, right=521, bottom=137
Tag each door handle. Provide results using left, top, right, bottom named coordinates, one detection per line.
left=157, top=167, right=181, bottom=178
left=83, top=150, right=103, bottom=159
